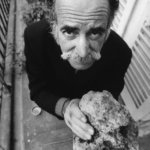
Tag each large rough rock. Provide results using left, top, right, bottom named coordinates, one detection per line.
left=73, top=91, right=138, bottom=150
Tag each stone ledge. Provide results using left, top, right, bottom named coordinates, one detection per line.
left=0, top=0, right=27, bottom=150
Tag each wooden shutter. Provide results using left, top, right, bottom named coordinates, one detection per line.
left=113, top=0, right=150, bottom=121
left=112, top=0, right=136, bottom=36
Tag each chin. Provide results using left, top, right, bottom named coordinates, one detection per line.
left=70, top=62, right=94, bottom=70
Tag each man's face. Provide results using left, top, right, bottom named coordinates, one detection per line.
left=54, top=0, right=110, bottom=70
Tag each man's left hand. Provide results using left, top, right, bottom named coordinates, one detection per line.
left=63, top=99, right=94, bottom=140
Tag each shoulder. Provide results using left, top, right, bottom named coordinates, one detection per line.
left=24, top=19, right=51, bottom=41
left=24, top=19, right=55, bottom=55
left=24, top=19, right=54, bottom=64
left=102, top=30, right=132, bottom=63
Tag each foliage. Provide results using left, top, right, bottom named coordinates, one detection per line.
left=22, top=1, right=52, bottom=26
left=26, top=0, right=52, bottom=5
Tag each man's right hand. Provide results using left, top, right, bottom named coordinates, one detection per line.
left=63, top=99, right=94, bottom=140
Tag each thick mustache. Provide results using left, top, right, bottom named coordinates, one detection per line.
left=61, top=51, right=101, bottom=60
left=61, top=51, right=72, bottom=60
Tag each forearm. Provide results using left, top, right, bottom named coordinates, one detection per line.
left=24, top=26, right=71, bottom=118
left=55, top=97, right=70, bottom=117
left=31, top=89, right=71, bottom=118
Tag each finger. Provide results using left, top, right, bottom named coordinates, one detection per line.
left=71, top=122, right=91, bottom=140
left=65, top=117, right=88, bottom=140
left=80, top=113, right=87, bottom=122
left=72, top=116, right=94, bottom=135
left=67, top=99, right=87, bottom=123
left=74, top=106, right=87, bottom=123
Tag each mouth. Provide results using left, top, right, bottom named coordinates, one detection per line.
left=69, top=58, right=94, bottom=70
left=61, top=50, right=98, bottom=69
left=75, top=60, right=93, bottom=66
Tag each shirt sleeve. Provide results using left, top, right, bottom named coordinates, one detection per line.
left=24, top=27, right=67, bottom=119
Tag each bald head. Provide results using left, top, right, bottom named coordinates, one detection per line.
left=51, top=0, right=119, bottom=27
left=55, top=0, right=110, bottom=25
left=55, top=0, right=109, bottom=13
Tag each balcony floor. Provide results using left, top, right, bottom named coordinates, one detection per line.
left=21, top=73, right=150, bottom=150
left=1, top=0, right=150, bottom=148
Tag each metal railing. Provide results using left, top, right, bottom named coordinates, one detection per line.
left=0, top=0, right=10, bottom=102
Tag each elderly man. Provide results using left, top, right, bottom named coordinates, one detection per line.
left=24, top=0, right=132, bottom=148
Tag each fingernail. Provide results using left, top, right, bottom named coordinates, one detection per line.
left=87, top=135, right=91, bottom=140
left=89, top=129, right=94, bottom=134
left=81, top=117, right=86, bottom=122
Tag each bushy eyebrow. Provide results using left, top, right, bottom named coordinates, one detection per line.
left=60, top=25, right=106, bottom=34
left=89, top=26, right=106, bottom=32
left=60, top=25, right=79, bottom=31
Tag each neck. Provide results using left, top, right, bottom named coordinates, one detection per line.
left=75, top=69, right=79, bottom=74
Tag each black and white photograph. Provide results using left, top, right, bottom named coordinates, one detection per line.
left=0, top=0, right=150, bottom=150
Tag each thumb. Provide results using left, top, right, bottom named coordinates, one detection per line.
left=79, top=110, right=87, bottom=122
left=81, top=115, right=87, bottom=122
left=71, top=99, right=87, bottom=123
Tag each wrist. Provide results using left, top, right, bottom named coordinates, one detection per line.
left=62, top=99, right=70, bottom=116
left=63, top=99, right=80, bottom=116
left=55, top=97, right=70, bottom=117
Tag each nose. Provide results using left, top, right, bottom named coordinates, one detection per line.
left=77, top=35, right=89, bottom=58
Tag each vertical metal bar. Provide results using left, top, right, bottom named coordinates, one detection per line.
left=0, top=22, right=6, bottom=37
left=1, top=0, right=8, bottom=15
left=5, top=0, right=9, bottom=10
left=0, top=14, right=7, bottom=32
left=3, top=0, right=9, bottom=14
left=1, top=2, right=8, bottom=23
left=0, top=5, right=7, bottom=27
left=0, top=0, right=10, bottom=104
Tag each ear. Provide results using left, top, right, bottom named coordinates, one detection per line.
left=105, top=28, right=110, bottom=41
left=51, top=23, right=60, bottom=45
left=55, top=25, right=60, bottom=45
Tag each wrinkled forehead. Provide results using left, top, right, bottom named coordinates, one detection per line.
left=55, top=0, right=110, bottom=22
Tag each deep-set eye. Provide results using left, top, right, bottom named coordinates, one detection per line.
left=91, top=29, right=100, bottom=35
left=88, top=27, right=105, bottom=39
left=63, top=29, right=74, bottom=35
left=61, top=26, right=78, bottom=38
